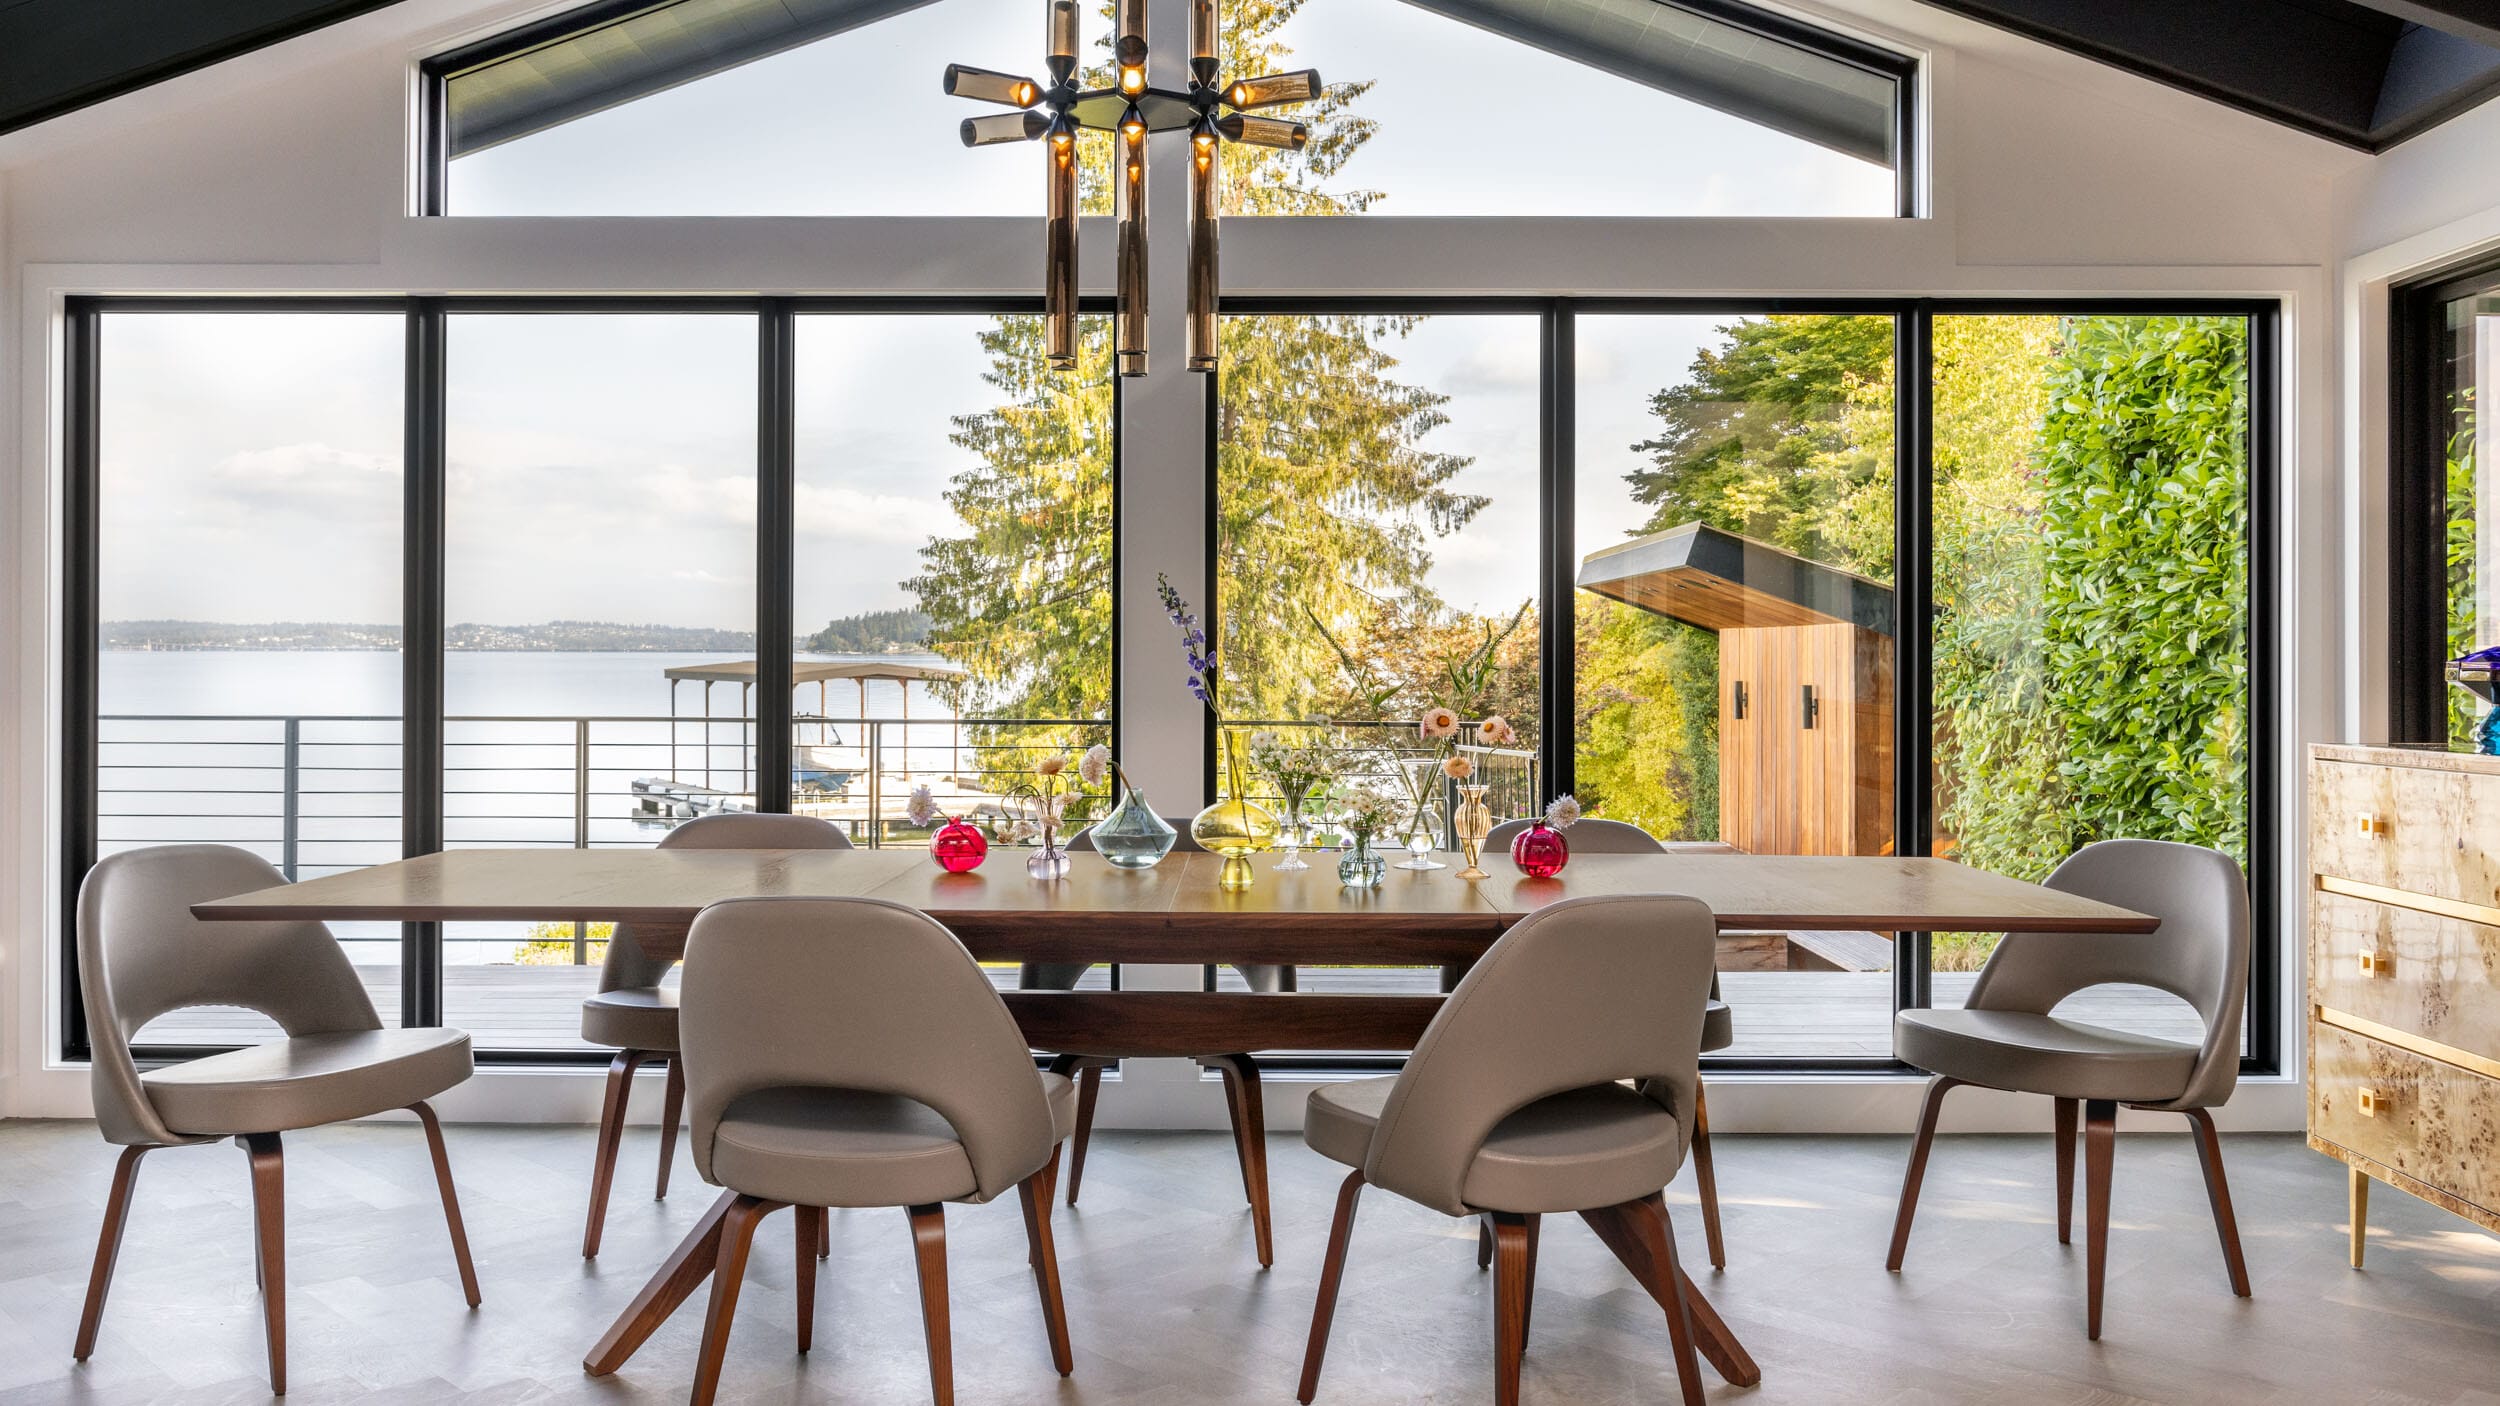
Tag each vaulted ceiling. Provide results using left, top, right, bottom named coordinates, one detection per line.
left=4, top=0, right=2500, bottom=150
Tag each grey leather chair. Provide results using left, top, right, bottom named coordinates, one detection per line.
left=1020, top=821, right=1290, bottom=1266
left=642, top=895, right=1077, bottom=1406
left=1485, top=816, right=1733, bottom=1268
left=1295, top=894, right=1755, bottom=1406
left=1886, top=838, right=2253, bottom=1340
left=73, top=844, right=479, bottom=1394
left=579, top=810, right=851, bottom=1257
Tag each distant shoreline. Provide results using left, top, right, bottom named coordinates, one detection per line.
left=102, top=619, right=934, bottom=655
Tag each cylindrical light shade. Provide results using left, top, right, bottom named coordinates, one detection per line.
left=1226, top=69, right=1320, bottom=109
left=1215, top=112, right=1308, bottom=149
left=1190, top=0, right=1218, bottom=86
left=1114, top=111, right=1149, bottom=377
left=1047, top=0, right=1079, bottom=80
left=961, top=110, right=1052, bottom=146
left=1187, top=124, right=1220, bottom=372
left=1045, top=125, right=1078, bottom=370
left=1115, top=0, right=1148, bottom=94
left=943, top=64, right=1040, bottom=107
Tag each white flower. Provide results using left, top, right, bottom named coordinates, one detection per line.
left=905, top=784, right=938, bottom=829
left=1544, top=793, right=1583, bottom=830
left=1036, top=754, right=1068, bottom=777
left=1418, top=706, right=1459, bottom=740
left=1442, top=754, right=1475, bottom=781
left=1078, top=744, right=1111, bottom=788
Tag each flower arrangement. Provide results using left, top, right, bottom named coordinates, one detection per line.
left=1250, top=730, right=1337, bottom=810
left=1160, top=574, right=1279, bottom=889
left=1511, top=791, right=1581, bottom=879
left=1335, top=783, right=1402, bottom=843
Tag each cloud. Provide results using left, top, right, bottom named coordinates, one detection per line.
left=793, top=482, right=958, bottom=547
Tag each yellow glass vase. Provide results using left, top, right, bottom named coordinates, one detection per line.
left=1454, top=783, right=1494, bottom=880
left=1191, top=729, right=1279, bottom=890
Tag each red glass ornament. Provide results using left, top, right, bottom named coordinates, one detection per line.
left=1510, top=821, right=1569, bottom=878
left=931, top=817, right=989, bottom=873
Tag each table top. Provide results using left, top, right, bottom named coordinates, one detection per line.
left=193, top=845, right=2155, bottom=936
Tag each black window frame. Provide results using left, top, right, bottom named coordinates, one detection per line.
left=2388, top=254, right=2500, bottom=745
left=1204, top=296, right=2281, bottom=1075
left=60, top=293, right=1121, bottom=1068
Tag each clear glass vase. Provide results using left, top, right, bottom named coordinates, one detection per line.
left=1274, top=794, right=1309, bottom=871
left=1025, top=822, right=1070, bottom=880
left=1090, top=786, right=1178, bottom=869
left=1190, top=729, right=1278, bottom=890
left=1397, top=798, right=1445, bottom=871
left=1453, top=783, right=1493, bottom=880
left=1338, top=834, right=1386, bottom=888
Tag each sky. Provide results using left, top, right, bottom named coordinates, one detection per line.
left=99, top=0, right=1893, bottom=635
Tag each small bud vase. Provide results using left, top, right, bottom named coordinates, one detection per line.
left=1338, top=834, right=1386, bottom=888
left=930, top=818, right=988, bottom=873
left=1190, top=729, right=1278, bottom=891
left=1453, top=783, right=1493, bottom=880
left=1090, top=786, right=1178, bottom=869
left=1510, top=820, right=1569, bottom=878
left=1025, top=821, right=1070, bottom=881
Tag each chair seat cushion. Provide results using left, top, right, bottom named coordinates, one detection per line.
left=1304, top=1077, right=1685, bottom=1215
left=1703, top=997, right=1733, bottom=1054
left=143, top=1028, right=473, bottom=1137
left=581, top=985, right=679, bottom=1052
left=710, top=1073, right=1076, bottom=1209
left=1894, top=1008, right=2199, bottom=1104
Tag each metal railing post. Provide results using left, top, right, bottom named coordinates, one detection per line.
left=574, top=718, right=591, bottom=963
left=866, top=722, right=884, bottom=848
left=281, top=717, right=301, bottom=880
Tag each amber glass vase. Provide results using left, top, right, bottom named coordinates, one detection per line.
left=1190, top=729, right=1279, bottom=890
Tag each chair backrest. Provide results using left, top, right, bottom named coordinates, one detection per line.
left=1966, top=838, right=2250, bottom=1110
left=678, top=896, right=1056, bottom=1202
left=599, top=811, right=852, bottom=992
left=1486, top=816, right=1664, bottom=855
left=77, top=844, right=380, bottom=1147
left=1362, top=893, right=1718, bottom=1217
left=1068, top=820, right=1204, bottom=853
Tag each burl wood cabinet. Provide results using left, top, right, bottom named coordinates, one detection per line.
left=2308, top=744, right=2500, bottom=1264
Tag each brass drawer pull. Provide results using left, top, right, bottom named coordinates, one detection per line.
left=2358, top=1086, right=2390, bottom=1118
left=2358, top=814, right=2390, bottom=839
left=2358, top=950, right=2393, bottom=978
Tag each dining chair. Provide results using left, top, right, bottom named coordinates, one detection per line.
left=1885, top=838, right=2252, bottom=1340
left=1484, top=816, right=1732, bottom=1269
left=1019, top=821, right=1290, bottom=1266
left=579, top=810, right=851, bottom=1257
left=1295, top=893, right=1755, bottom=1406
left=73, top=844, right=480, bottom=1395
left=644, top=895, right=1077, bottom=1406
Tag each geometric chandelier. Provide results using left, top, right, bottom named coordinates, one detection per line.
left=946, top=0, right=1319, bottom=376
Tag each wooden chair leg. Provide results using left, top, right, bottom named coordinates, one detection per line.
left=794, top=1205, right=822, bottom=1353
left=2083, top=1099, right=2116, bottom=1341
left=821, top=1209, right=832, bottom=1259
left=583, top=1049, right=645, bottom=1258
left=1886, top=1074, right=1965, bottom=1272
left=1297, top=1170, right=1364, bottom=1406
left=585, top=1189, right=734, bottom=1375
left=689, top=1195, right=774, bottom=1406
left=908, top=1204, right=954, bottom=1406
left=2054, top=1097, right=2078, bottom=1245
left=1578, top=1197, right=1707, bottom=1406
left=1065, top=1062, right=1103, bottom=1208
left=1490, top=1213, right=1533, bottom=1406
left=1478, top=1218, right=1493, bottom=1270
left=1207, top=1055, right=1275, bottom=1269
left=242, top=1132, right=288, bottom=1396
left=408, top=1101, right=482, bottom=1308
left=655, top=1056, right=686, bottom=1201
left=1690, top=1081, right=1725, bottom=1270
left=72, top=1145, right=148, bottom=1361
left=2349, top=1163, right=2371, bottom=1269
left=1017, top=1150, right=1075, bottom=1376
left=1519, top=1214, right=1542, bottom=1352
left=2183, top=1108, right=2252, bottom=1297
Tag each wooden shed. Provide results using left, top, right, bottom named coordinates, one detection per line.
left=1578, top=523, right=1896, bottom=858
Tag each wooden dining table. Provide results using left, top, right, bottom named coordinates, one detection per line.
left=194, top=844, right=2152, bottom=1387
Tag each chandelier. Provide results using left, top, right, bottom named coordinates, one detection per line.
left=945, top=0, right=1319, bottom=376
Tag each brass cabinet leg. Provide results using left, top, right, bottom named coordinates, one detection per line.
left=2053, top=1097, right=2078, bottom=1245
left=689, top=1195, right=773, bottom=1406
left=2082, top=1099, right=2116, bottom=1341
left=72, top=1146, right=148, bottom=1361
left=408, top=1102, right=482, bottom=1307
left=2349, top=1164, right=2371, bottom=1269
left=1886, top=1075, right=1964, bottom=1272
left=1297, top=1170, right=1364, bottom=1405
left=908, top=1204, right=955, bottom=1406
left=243, top=1132, right=288, bottom=1396
left=655, top=1057, right=685, bottom=1201
left=2182, top=1109, right=2251, bottom=1297
left=1689, top=1081, right=1726, bottom=1270
left=583, top=1049, right=645, bottom=1258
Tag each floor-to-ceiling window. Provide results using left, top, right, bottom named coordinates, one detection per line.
left=2393, top=258, right=2500, bottom=746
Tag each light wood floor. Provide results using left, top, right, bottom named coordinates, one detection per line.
left=3, top=1116, right=2496, bottom=1404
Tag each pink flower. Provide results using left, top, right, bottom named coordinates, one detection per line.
left=1443, top=755, right=1475, bottom=781
left=1418, top=706, right=1459, bottom=740
left=1477, top=715, right=1517, bottom=747
left=1036, top=754, right=1068, bottom=777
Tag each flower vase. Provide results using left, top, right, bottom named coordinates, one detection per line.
left=1025, top=821, right=1070, bottom=881
left=1090, top=786, right=1178, bottom=869
left=1274, top=795, right=1309, bottom=872
left=1338, top=834, right=1386, bottom=888
left=1510, top=820, right=1569, bottom=878
left=930, top=817, right=988, bottom=873
left=1396, top=801, right=1445, bottom=871
left=1453, top=784, right=1493, bottom=880
left=1190, top=730, right=1278, bottom=891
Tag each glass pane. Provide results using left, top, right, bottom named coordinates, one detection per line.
left=96, top=312, right=406, bottom=1038
left=1928, top=314, right=2251, bottom=1046
left=1574, top=313, right=1897, bottom=1058
left=446, top=0, right=1042, bottom=216
left=791, top=311, right=1114, bottom=1000
left=1216, top=310, right=1542, bottom=996
left=2443, top=285, right=2496, bottom=747
left=443, top=313, right=757, bottom=1051
left=1258, top=0, right=1899, bottom=216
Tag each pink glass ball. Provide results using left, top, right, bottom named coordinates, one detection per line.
left=1511, top=821, right=1569, bottom=878
left=932, top=818, right=989, bottom=873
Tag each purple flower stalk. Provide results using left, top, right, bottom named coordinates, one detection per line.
left=1158, top=573, right=1220, bottom=717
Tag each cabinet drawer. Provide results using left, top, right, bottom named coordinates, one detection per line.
left=2313, top=891, right=2500, bottom=1065
left=2312, top=1022, right=2500, bottom=1219
left=2309, top=759, right=2500, bottom=907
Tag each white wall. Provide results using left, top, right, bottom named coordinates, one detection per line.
left=0, top=0, right=2367, bottom=1134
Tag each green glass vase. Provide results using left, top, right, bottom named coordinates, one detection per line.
left=1190, top=729, right=1278, bottom=890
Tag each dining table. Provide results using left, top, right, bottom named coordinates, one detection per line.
left=192, top=843, right=2155, bottom=1386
